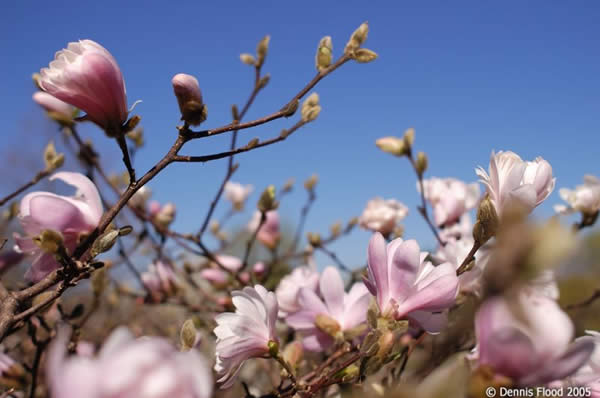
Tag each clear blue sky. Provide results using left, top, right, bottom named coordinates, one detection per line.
left=1, top=1, right=599, bottom=269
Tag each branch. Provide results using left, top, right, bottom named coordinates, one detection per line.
left=0, top=169, right=52, bottom=207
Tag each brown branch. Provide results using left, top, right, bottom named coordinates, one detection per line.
left=0, top=169, right=52, bottom=207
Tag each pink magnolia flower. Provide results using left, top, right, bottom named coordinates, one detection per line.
left=420, top=177, right=480, bottom=226
left=568, top=331, right=600, bottom=397
left=365, top=233, right=459, bottom=333
left=224, top=181, right=253, bottom=211
left=476, top=151, right=555, bottom=216
left=141, top=260, right=179, bottom=300
left=48, top=327, right=213, bottom=398
left=38, top=40, right=128, bottom=133
left=555, top=175, right=600, bottom=216
left=214, top=285, right=278, bottom=388
left=359, top=197, right=408, bottom=236
left=276, top=265, right=320, bottom=317
left=248, top=210, right=280, bottom=249
left=474, top=292, right=593, bottom=386
left=286, top=266, right=370, bottom=352
left=32, top=91, right=75, bottom=119
left=14, top=172, right=102, bottom=282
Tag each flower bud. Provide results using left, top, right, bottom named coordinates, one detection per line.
left=282, top=178, right=295, bottom=193
left=415, top=151, right=428, bottom=177
left=307, top=232, right=322, bottom=247
left=33, top=91, right=76, bottom=125
left=344, top=21, right=369, bottom=54
left=91, top=230, right=119, bottom=256
left=240, top=53, right=256, bottom=66
left=256, top=35, right=270, bottom=67
left=154, top=202, right=176, bottom=229
left=180, top=318, right=199, bottom=352
left=0, top=353, right=27, bottom=389
left=473, top=195, right=499, bottom=245
left=44, top=141, right=65, bottom=171
left=315, top=313, right=342, bottom=339
left=172, top=73, right=206, bottom=126
left=258, top=185, right=278, bottom=212
left=282, top=341, right=303, bottom=369
left=126, top=127, right=144, bottom=148
left=316, top=36, right=333, bottom=72
left=375, top=136, right=407, bottom=156
left=354, top=48, right=378, bottom=63
left=301, top=92, right=321, bottom=122
left=403, top=127, right=415, bottom=147
left=330, top=221, right=342, bottom=237
left=257, top=74, right=270, bottom=90
left=304, top=174, right=318, bottom=192
left=267, top=339, right=279, bottom=357
left=252, top=261, right=267, bottom=277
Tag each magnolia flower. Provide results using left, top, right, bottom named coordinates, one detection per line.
left=276, top=265, right=320, bottom=317
left=365, top=233, right=459, bottom=333
left=141, top=261, right=179, bottom=300
left=568, top=331, right=600, bottom=396
left=32, top=91, right=75, bottom=119
left=128, top=186, right=152, bottom=209
left=38, top=40, right=128, bottom=132
left=476, top=151, right=555, bottom=216
left=248, top=210, right=280, bottom=249
left=224, top=181, right=253, bottom=211
left=172, top=73, right=205, bottom=126
left=438, top=213, right=472, bottom=241
left=48, top=327, right=213, bottom=398
left=151, top=202, right=176, bottom=229
left=14, top=172, right=102, bottom=282
left=214, top=285, right=278, bottom=388
left=474, top=292, right=593, bottom=386
left=420, top=177, right=480, bottom=226
left=359, top=197, right=408, bottom=236
left=286, top=266, right=370, bottom=351
left=555, top=175, right=600, bottom=216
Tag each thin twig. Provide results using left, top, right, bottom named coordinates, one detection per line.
left=0, top=169, right=52, bottom=207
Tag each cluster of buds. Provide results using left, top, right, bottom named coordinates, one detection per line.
left=375, top=127, right=415, bottom=157
left=301, top=93, right=321, bottom=123
left=239, top=35, right=271, bottom=68
left=344, top=22, right=378, bottom=63
left=43, top=141, right=65, bottom=172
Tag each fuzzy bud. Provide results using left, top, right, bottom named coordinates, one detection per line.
left=473, top=195, right=499, bottom=245
left=415, top=151, right=428, bottom=176
left=282, top=178, right=295, bottom=193
left=301, top=92, right=321, bottom=122
left=256, top=35, right=270, bottom=67
left=315, top=313, right=342, bottom=339
left=375, top=136, right=407, bottom=156
left=267, top=339, right=279, bottom=357
left=240, top=53, right=256, bottom=66
left=403, top=127, right=415, bottom=147
left=353, top=48, right=378, bottom=63
left=91, top=230, right=119, bottom=256
left=172, top=73, right=206, bottom=126
left=43, top=141, right=65, bottom=171
left=180, top=319, right=199, bottom=352
left=282, top=341, right=303, bottom=369
left=344, top=21, right=369, bottom=54
left=257, top=74, right=270, bottom=90
left=258, top=185, right=278, bottom=212
left=33, top=229, right=64, bottom=254
left=304, top=174, right=318, bottom=192
left=316, top=36, right=333, bottom=72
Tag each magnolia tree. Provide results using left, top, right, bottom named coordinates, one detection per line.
left=0, top=21, right=599, bottom=398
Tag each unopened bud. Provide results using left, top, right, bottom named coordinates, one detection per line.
left=316, top=36, right=333, bottom=72
left=258, top=185, right=278, bottom=212
left=281, top=99, right=299, bottom=117
left=172, top=73, right=206, bottom=126
left=307, top=232, right=322, bottom=247
left=91, top=230, right=119, bottom=256
left=124, top=115, right=141, bottom=133
left=403, top=128, right=415, bottom=147
left=246, top=137, right=260, bottom=149
left=282, top=178, right=295, bottom=193
left=231, top=104, right=239, bottom=121
left=353, top=48, right=378, bottom=63
left=282, top=341, right=304, bottom=368
left=344, top=21, right=369, bottom=54
left=256, top=35, right=270, bottom=67
left=32, top=73, right=42, bottom=89
left=33, top=229, right=64, bottom=254
left=330, top=221, right=342, bottom=237
left=339, top=364, right=360, bottom=382
left=375, top=136, right=407, bottom=157
left=473, top=195, right=499, bottom=245
left=240, top=53, right=256, bottom=66
left=210, top=220, right=220, bottom=235
left=257, top=74, right=270, bottom=90
left=44, top=141, right=64, bottom=171
left=304, top=174, right=318, bottom=191
left=415, top=151, right=428, bottom=176
left=315, top=313, right=342, bottom=338
left=361, top=330, right=382, bottom=357
left=348, top=217, right=359, bottom=227
left=180, top=319, right=199, bottom=351
left=376, top=330, right=395, bottom=360
left=154, top=203, right=177, bottom=229
left=301, top=93, right=321, bottom=122
left=126, top=128, right=144, bottom=148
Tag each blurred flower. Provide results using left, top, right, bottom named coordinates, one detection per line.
left=439, top=213, right=473, bottom=241
left=152, top=202, right=176, bottom=229
left=32, top=91, right=75, bottom=119
left=172, top=73, right=205, bottom=126
left=128, top=186, right=152, bottom=210
left=286, top=266, right=370, bottom=351
left=365, top=233, right=459, bottom=333
left=568, top=331, right=600, bottom=396
left=554, top=175, right=600, bottom=216
left=359, top=197, right=408, bottom=236
left=48, top=327, right=213, bottom=398
left=248, top=210, right=280, bottom=249
left=252, top=261, right=267, bottom=277
left=214, top=285, right=278, bottom=388
left=474, top=292, right=593, bottom=386
left=141, top=260, right=179, bottom=300
left=476, top=151, right=555, bottom=217
left=420, top=177, right=480, bottom=226
left=38, top=40, right=128, bottom=133
left=14, top=172, right=102, bottom=282
left=276, top=265, right=320, bottom=317
left=224, top=182, right=253, bottom=211
left=200, top=255, right=242, bottom=287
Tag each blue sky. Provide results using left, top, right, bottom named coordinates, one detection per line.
left=1, top=1, right=599, bottom=269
